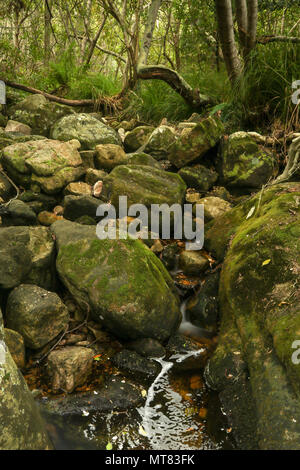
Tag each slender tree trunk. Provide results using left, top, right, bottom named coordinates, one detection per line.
left=245, top=0, right=258, bottom=58
left=215, top=0, right=242, bottom=84
left=44, top=0, right=52, bottom=65
left=236, top=0, right=248, bottom=59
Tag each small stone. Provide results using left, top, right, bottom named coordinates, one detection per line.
left=47, top=346, right=94, bottom=393
left=151, top=239, right=164, bottom=253
left=53, top=205, right=64, bottom=216
left=92, top=180, right=103, bottom=198
left=179, top=251, right=209, bottom=276
left=4, top=328, right=26, bottom=369
left=124, top=126, right=155, bottom=152
left=64, top=182, right=92, bottom=197
left=111, top=350, right=161, bottom=380
left=38, top=211, right=63, bottom=226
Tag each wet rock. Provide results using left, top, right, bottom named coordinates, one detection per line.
left=168, top=116, right=224, bottom=168
left=0, top=171, right=16, bottom=202
left=85, top=168, right=108, bottom=186
left=179, top=251, right=209, bottom=276
left=0, top=309, right=53, bottom=450
left=5, top=120, right=31, bottom=135
left=52, top=220, right=181, bottom=342
left=51, top=113, right=121, bottom=149
left=0, top=226, right=56, bottom=290
left=47, top=346, right=94, bottom=393
left=6, top=284, right=69, bottom=350
left=1, top=199, right=37, bottom=226
left=95, top=144, right=128, bottom=170
left=161, top=243, right=180, bottom=271
left=111, top=349, right=161, bottom=380
left=178, top=164, right=218, bottom=192
left=167, top=333, right=213, bottom=371
left=126, top=338, right=166, bottom=358
left=194, top=196, right=232, bottom=221
left=101, top=164, right=186, bottom=208
left=1, top=138, right=84, bottom=194
left=144, top=125, right=176, bottom=160
left=41, top=376, right=144, bottom=416
left=64, top=181, right=92, bottom=197
left=186, top=272, right=220, bottom=331
left=63, top=195, right=103, bottom=221
left=8, top=94, right=75, bottom=137
left=124, top=126, right=155, bottom=152
left=217, top=131, right=276, bottom=191
left=127, top=152, right=161, bottom=168
left=207, top=186, right=231, bottom=202
left=4, top=328, right=26, bottom=369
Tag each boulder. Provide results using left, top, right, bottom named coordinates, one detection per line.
left=168, top=116, right=224, bottom=168
left=101, top=164, right=186, bottom=208
left=6, top=284, right=69, bottom=350
left=195, top=196, right=232, bottom=221
left=52, top=220, right=181, bottom=342
left=63, top=195, right=102, bottom=221
left=0, top=226, right=56, bottom=290
left=111, top=349, right=161, bottom=380
left=179, top=251, right=209, bottom=276
left=1, top=138, right=84, bottom=194
left=4, top=328, right=26, bottom=369
left=144, top=125, right=176, bottom=160
left=126, top=152, right=161, bottom=168
left=46, top=346, right=94, bottom=393
left=8, top=94, right=75, bottom=137
left=1, top=199, right=37, bottom=226
left=126, top=338, right=166, bottom=358
left=124, top=126, right=155, bottom=152
left=205, top=183, right=300, bottom=449
left=51, top=113, right=121, bottom=149
left=217, top=132, right=276, bottom=190
left=178, top=164, right=218, bottom=192
left=85, top=168, right=108, bottom=186
left=64, top=182, right=92, bottom=197
left=95, top=143, right=128, bottom=170
left=5, top=120, right=31, bottom=135
left=0, top=310, right=53, bottom=449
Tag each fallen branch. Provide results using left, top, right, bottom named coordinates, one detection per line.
left=257, top=35, right=300, bottom=45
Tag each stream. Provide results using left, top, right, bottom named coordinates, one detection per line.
left=41, top=301, right=235, bottom=450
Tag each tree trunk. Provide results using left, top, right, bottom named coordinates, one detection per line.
left=245, top=0, right=258, bottom=58
left=236, top=0, right=248, bottom=59
left=215, top=0, right=242, bottom=84
left=44, top=0, right=52, bottom=65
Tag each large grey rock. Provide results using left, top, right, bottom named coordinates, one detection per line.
left=124, top=126, right=155, bottom=152
left=51, top=113, right=121, bottom=149
left=102, top=164, right=186, bottom=208
left=1, top=138, right=84, bottom=194
left=0, top=310, right=53, bottom=449
left=144, top=125, right=176, bottom=160
left=6, top=284, right=69, bottom=350
left=52, top=220, right=181, bottom=342
left=8, top=94, right=75, bottom=136
left=0, top=226, right=56, bottom=290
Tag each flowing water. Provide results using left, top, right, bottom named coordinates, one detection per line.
left=42, top=301, right=235, bottom=450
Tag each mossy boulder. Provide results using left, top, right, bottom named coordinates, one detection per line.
left=124, top=126, right=155, bottom=152
left=51, top=113, right=121, bottom=149
left=0, top=310, right=53, bottom=449
left=1, top=138, right=85, bottom=194
left=217, top=132, right=277, bottom=191
left=178, top=164, right=218, bottom=192
left=205, top=182, right=300, bottom=449
left=4, top=329, right=26, bottom=369
left=127, top=152, right=161, bottom=168
left=101, top=164, right=186, bottom=208
left=8, top=94, right=75, bottom=137
left=95, top=143, right=128, bottom=170
left=168, top=116, right=224, bottom=168
left=144, top=125, right=176, bottom=160
left=52, top=220, right=181, bottom=342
